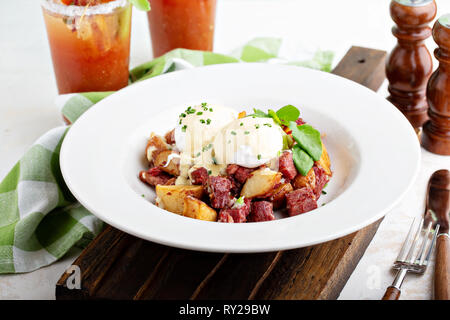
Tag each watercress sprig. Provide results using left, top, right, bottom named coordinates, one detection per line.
left=288, top=122, right=322, bottom=161
left=249, top=104, right=323, bottom=176
left=275, top=105, right=300, bottom=125
left=292, top=145, right=314, bottom=176
left=288, top=121, right=323, bottom=176
left=250, top=104, right=299, bottom=126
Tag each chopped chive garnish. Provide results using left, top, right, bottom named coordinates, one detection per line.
left=141, top=194, right=145, bottom=198
left=255, top=124, right=260, bottom=129
left=206, top=119, right=211, bottom=125
left=201, top=102, right=207, bottom=107
left=202, top=144, right=213, bottom=152
left=209, top=108, right=213, bottom=112
left=181, top=125, right=187, bottom=132
left=231, top=131, right=237, bottom=135
left=257, top=154, right=262, bottom=160
left=197, top=111, right=203, bottom=115
left=240, top=123, right=244, bottom=126
left=207, top=170, right=212, bottom=175
left=235, top=196, right=244, bottom=205
left=179, top=113, right=186, bottom=118
left=200, top=119, right=205, bottom=124
left=185, top=106, right=196, bottom=114
left=212, top=156, right=217, bottom=164
left=322, top=190, right=327, bottom=195
left=195, top=152, right=201, bottom=157
left=264, top=123, right=272, bottom=127
left=179, top=119, right=182, bottom=125
left=244, top=131, right=250, bottom=135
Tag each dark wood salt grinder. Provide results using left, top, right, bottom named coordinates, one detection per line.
left=386, top=0, right=437, bottom=129
left=422, top=15, right=450, bottom=155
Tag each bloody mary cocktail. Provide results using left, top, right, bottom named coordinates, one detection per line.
left=147, top=0, right=217, bottom=57
left=42, top=0, right=132, bottom=94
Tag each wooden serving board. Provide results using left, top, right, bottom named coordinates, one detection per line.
left=56, top=46, right=387, bottom=300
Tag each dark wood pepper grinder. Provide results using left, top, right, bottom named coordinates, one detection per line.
left=422, top=15, right=450, bottom=155
left=386, top=0, right=437, bottom=129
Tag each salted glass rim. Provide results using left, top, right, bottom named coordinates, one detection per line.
left=41, top=0, right=128, bottom=16
left=393, top=0, right=433, bottom=7
left=439, top=14, right=450, bottom=28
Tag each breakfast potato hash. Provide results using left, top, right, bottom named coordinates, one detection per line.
left=139, top=104, right=332, bottom=222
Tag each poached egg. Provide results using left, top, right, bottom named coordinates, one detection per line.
left=173, top=104, right=237, bottom=183
left=213, top=117, right=284, bottom=168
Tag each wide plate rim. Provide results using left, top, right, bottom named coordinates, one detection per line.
left=60, top=63, right=421, bottom=253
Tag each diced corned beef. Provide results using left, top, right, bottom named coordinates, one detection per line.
left=190, top=167, right=209, bottom=185
left=285, top=188, right=317, bottom=216
left=249, top=201, right=275, bottom=222
left=164, top=129, right=175, bottom=145
left=139, top=167, right=174, bottom=186
left=218, top=211, right=234, bottom=223
left=226, top=164, right=239, bottom=175
left=226, top=165, right=255, bottom=196
left=234, top=166, right=254, bottom=184
left=208, top=176, right=232, bottom=209
left=226, top=164, right=254, bottom=184
left=218, top=198, right=251, bottom=223
left=313, top=166, right=329, bottom=199
left=278, top=152, right=298, bottom=180
left=227, top=208, right=247, bottom=223
left=228, top=176, right=243, bottom=197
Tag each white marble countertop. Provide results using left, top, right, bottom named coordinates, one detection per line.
left=0, top=0, right=449, bottom=300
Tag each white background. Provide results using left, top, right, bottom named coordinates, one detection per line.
left=0, top=0, right=450, bottom=300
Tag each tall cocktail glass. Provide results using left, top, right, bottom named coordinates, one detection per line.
left=41, top=0, right=132, bottom=94
left=147, top=0, right=217, bottom=57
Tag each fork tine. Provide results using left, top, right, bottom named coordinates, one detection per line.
left=406, top=218, right=424, bottom=264
left=397, top=217, right=419, bottom=262
left=417, top=221, right=433, bottom=265
left=422, top=224, right=440, bottom=267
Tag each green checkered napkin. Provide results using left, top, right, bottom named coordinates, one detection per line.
left=0, top=38, right=333, bottom=274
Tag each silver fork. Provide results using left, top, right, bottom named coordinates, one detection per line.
left=382, top=217, right=440, bottom=300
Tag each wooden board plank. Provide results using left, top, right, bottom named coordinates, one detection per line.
left=253, top=220, right=383, bottom=300
left=56, top=46, right=387, bottom=300
left=332, top=46, right=386, bottom=91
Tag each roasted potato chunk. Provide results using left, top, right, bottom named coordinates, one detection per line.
left=154, top=150, right=180, bottom=176
left=146, top=133, right=170, bottom=162
left=268, top=183, right=294, bottom=209
left=292, top=168, right=316, bottom=190
left=183, top=196, right=217, bottom=221
left=240, top=168, right=282, bottom=199
left=315, top=144, right=331, bottom=176
left=156, top=185, right=204, bottom=214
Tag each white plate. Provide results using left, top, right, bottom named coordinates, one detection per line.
left=60, top=63, right=420, bottom=253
